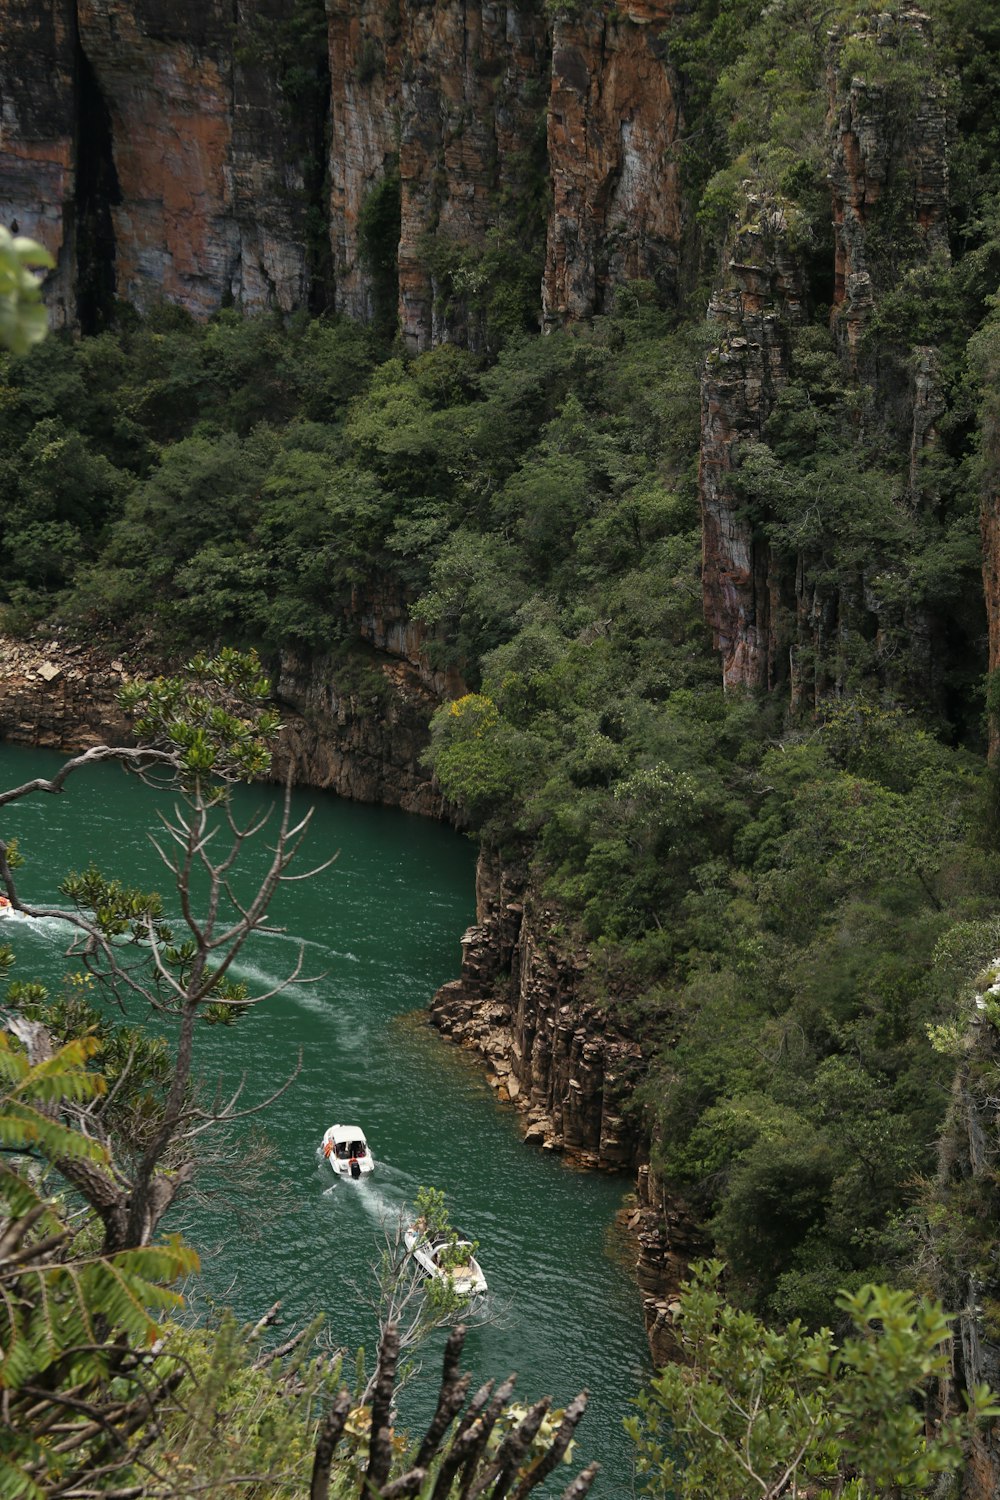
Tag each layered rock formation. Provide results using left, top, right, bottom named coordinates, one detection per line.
left=429, top=846, right=693, bottom=1350
left=0, top=0, right=78, bottom=325
left=328, top=0, right=556, bottom=347
left=430, top=848, right=641, bottom=1168
left=828, top=9, right=949, bottom=371
left=626, top=1162, right=699, bottom=1365
left=0, top=0, right=685, bottom=340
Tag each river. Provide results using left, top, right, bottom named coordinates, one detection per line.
left=0, top=740, right=649, bottom=1495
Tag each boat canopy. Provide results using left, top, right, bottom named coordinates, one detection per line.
left=325, top=1124, right=369, bottom=1157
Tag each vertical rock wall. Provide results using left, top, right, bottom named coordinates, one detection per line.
left=325, top=0, right=402, bottom=328
left=428, top=845, right=694, bottom=1354
left=430, top=848, right=641, bottom=1168
left=0, top=0, right=686, bottom=340
left=397, top=0, right=549, bottom=351
left=75, top=1, right=237, bottom=318
left=0, top=0, right=324, bottom=320
left=544, top=0, right=681, bottom=326
left=700, top=12, right=957, bottom=700
left=0, top=0, right=78, bottom=324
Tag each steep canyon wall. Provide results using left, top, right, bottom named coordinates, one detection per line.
left=0, top=0, right=683, bottom=341
left=699, top=12, right=959, bottom=704
left=428, top=847, right=695, bottom=1358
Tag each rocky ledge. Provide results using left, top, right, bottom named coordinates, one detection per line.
left=429, top=846, right=695, bottom=1353
left=0, top=636, right=137, bottom=750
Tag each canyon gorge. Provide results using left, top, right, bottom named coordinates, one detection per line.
left=3, top=0, right=1000, bottom=1492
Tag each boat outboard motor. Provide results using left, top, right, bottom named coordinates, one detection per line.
left=349, top=1156, right=361, bottom=1180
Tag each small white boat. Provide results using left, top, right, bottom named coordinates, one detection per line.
left=0, top=896, right=13, bottom=917
left=321, top=1124, right=374, bottom=1179
left=405, top=1221, right=488, bottom=1296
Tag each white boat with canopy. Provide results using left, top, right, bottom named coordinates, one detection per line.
left=321, top=1123, right=374, bottom=1179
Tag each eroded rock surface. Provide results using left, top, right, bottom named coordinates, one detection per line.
left=272, top=644, right=444, bottom=815
left=430, top=848, right=642, bottom=1170
left=0, top=635, right=135, bottom=749
left=0, top=0, right=687, bottom=342
left=544, top=0, right=681, bottom=326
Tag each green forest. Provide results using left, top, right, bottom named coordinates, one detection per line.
left=5, top=0, right=1000, bottom=1492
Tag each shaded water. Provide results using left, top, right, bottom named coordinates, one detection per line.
left=0, top=741, right=648, bottom=1494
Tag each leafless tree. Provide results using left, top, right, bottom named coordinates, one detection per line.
left=0, top=657, right=331, bottom=1252
left=312, top=1320, right=599, bottom=1500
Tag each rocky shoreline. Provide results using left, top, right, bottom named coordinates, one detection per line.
left=428, top=847, right=693, bottom=1360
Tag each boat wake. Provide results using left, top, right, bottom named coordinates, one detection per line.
left=255, top=928, right=360, bottom=963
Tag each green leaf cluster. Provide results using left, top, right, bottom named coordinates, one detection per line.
left=0, top=1033, right=198, bottom=1495
left=628, top=1261, right=1000, bottom=1499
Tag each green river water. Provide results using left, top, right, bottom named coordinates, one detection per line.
left=0, top=741, right=649, bottom=1495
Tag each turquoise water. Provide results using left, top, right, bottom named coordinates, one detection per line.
left=0, top=741, right=648, bottom=1494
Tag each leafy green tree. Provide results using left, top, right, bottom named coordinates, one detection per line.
left=0, top=1022, right=197, bottom=1495
left=627, top=1261, right=999, bottom=1500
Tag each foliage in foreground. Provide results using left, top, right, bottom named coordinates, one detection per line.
left=627, top=1261, right=999, bottom=1500
left=0, top=1026, right=198, bottom=1495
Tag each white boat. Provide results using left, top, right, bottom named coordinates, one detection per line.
left=0, top=896, right=13, bottom=917
left=404, top=1221, right=488, bottom=1296
left=321, top=1124, right=374, bottom=1179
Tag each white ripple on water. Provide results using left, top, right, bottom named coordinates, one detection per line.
left=255, top=928, right=360, bottom=963
left=3, top=911, right=76, bottom=939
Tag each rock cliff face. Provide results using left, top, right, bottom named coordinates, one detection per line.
left=0, top=0, right=685, bottom=340
left=544, top=0, right=681, bottom=326
left=0, top=0, right=325, bottom=325
left=699, top=14, right=956, bottom=701
left=828, top=10, right=949, bottom=372
left=429, top=847, right=692, bottom=1349
left=430, top=848, right=641, bottom=1168
left=326, top=0, right=554, bottom=347
left=272, top=642, right=444, bottom=815
left=0, top=0, right=78, bottom=326
left=0, top=628, right=444, bottom=814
